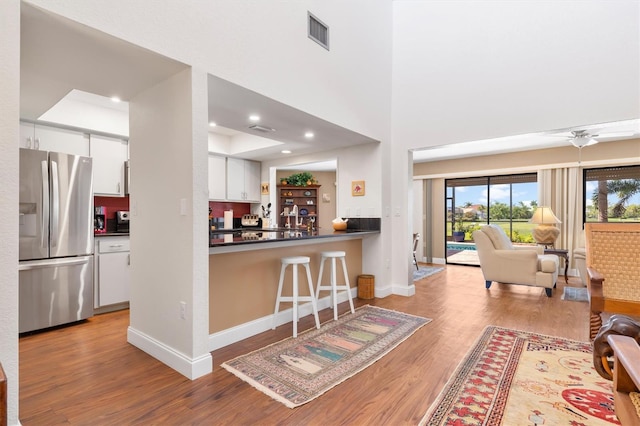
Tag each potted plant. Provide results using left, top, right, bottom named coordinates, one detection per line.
left=452, top=217, right=466, bottom=242
left=283, top=172, right=314, bottom=186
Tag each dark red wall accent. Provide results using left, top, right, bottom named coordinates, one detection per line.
left=94, top=197, right=251, bottom=219
left=94, top=196, right=130, bottom=219
left=209, top=202, right=251, bottom=218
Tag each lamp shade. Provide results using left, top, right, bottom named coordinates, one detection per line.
left=530, top=207, right=561, bottom=225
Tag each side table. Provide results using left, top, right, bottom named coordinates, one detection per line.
left=544, top=248, right=569, bottom=283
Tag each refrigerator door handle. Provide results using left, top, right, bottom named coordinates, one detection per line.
left=50, top=160, right=59, bottom=248
left=19, top=256, right=92, bottom=271
left=41, top=160, right=49, bottom=249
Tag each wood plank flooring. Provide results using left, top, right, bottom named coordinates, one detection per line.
left=19, top=264, right=590, bottom=425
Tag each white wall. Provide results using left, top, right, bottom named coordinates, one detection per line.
left=0, top=1, right=20, bottom=423
left=28, top=0, right=393, bottom=144
left=393, top=1, right=640, bottom=150
left=391, top=0, right=640, bottom=292
left=128, top=68, right=212, bottom=379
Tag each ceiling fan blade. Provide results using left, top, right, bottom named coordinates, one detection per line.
left=593, top=131, right=637, bottom=140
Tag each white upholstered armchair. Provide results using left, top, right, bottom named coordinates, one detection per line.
left=473, top=224, right=559, bottom=297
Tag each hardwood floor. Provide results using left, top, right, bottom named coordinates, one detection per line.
left=19, top=265, right=590, bottom=425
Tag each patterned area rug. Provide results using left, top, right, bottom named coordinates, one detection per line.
left=562, top=286, right=589, bottom=302
left=420, top=326, right=620, bottom=425
left=414, top=266, right=445, bottom=281
left=221, top=305, right=430, bottom=408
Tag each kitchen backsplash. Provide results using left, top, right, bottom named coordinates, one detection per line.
left=94, top=197, right=253, bottom=220
left=209, top=202, right=251, bottom=218
left=94, top=195, right=130, bottom=220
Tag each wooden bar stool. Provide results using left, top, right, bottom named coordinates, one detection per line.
left=315, top=251, right=355, bottom=321
left=273, top=256, right=320, bottom=338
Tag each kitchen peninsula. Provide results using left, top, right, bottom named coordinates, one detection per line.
left=208, top=220, right=380, bottom=350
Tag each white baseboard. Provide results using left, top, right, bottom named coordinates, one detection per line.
left=208, top=288, right=359, bottom=351
left=392, top=283, right=416, bottom=297
left=127, top=326, right=212, bottom=380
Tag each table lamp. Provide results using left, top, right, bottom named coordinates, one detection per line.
left=530, top=206, right=561, bottom=247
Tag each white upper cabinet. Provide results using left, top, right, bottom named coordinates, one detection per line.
left=20, top=122, right=89, bottom=156
left=244, top=159, right=261, bottom=201
left=226, top=157, right=260, bottom=202
left=90, top=135, right=128, bottom=196
left=208, top=155, right=226, bottom=200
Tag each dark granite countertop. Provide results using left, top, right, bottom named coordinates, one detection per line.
left=94, top=232, right=130, bottom=237
left=209, top=228, right=378, bottom=247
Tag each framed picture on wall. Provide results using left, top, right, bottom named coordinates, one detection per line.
left=351, top=180, right=365, bottom=196
left=261, top=182, right=269, bottom=195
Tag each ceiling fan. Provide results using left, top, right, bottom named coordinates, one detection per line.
left=552, top=127, right=638, bottom=149
left=567, top=130, right=600, bottom=148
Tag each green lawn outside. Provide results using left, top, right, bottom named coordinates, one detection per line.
left=447, top=220, right=536, bottom=243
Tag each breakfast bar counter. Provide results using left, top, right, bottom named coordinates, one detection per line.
left=209, top=228, right=379, bottom=252
left=208, top=221, right=380, bottom=349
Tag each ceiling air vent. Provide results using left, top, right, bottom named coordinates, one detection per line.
left=308, top=12, right=329, bottom=50
left=248, top=125, right=275, bottom=133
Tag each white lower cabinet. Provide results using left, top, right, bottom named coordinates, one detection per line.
left=95, top=236, right=130, bottom=309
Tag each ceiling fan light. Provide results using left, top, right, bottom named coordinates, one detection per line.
left=571, top=136, right=598, bottom=148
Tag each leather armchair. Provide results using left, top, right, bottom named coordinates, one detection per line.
left=473, top=224, right=559, bottom=297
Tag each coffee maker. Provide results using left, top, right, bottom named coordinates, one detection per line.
left=116, top=211, right=130, bottom=233
left=94, top=206, right=106, bottom=233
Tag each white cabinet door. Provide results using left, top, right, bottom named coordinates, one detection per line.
left=19, top=122, right=35, bottom=149
left=90, top=134, right=128, bottom=196
left=208, top=155, right=226, bottom=200
left=34, top=124, right=90, bottom=156
left=226, top=157, right=246, bottom=201
left=226, top=158, right=261, bottom=202
left=244, top=159, right=261, bottom=202
left=98, top=251, right=130, bottom=306
left=20, top=123, right=89, bottom=155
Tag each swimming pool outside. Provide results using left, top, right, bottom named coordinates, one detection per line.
left=447, top=242, right=477, bottom=251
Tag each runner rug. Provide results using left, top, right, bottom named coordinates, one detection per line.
left=420, top=326, right=620, bottom=425
left=413, top=266, right=445, bottom=281
left=221, top=305, right=430, bottom=408
left=562, top=286, right=589, bottom=302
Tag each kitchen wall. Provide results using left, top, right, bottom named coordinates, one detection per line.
left=94, top=195, right=129, bottom=233
left=276, top=169, right=336, bottom=230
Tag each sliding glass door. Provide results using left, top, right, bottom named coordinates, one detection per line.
left=445, top=173, right=537, bottom=265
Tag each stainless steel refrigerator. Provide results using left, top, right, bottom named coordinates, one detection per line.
left=19, top=148, right=94, bottom=333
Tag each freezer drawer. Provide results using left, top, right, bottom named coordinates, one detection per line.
left=19, top=256, right=94, bottom=333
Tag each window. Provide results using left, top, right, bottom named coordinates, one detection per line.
left=583, top=165, right=640, bottom=223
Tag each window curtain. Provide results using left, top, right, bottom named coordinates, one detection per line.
left=538, top=167, right=583, bottom=268
left=555, top=167, right=583, bottom=261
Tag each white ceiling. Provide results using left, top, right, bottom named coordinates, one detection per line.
left=412, top=119, right=640, bottom=163
left=21, top=4, right=639, bottom=169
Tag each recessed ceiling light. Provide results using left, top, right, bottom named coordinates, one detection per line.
left=304, top=131, right=314, bottom=139
left=281, top=150, right=292, bottom=154
left=110, top=96, right=121, bottom=103
left=209, top=122, right=217, bottom=127
left=249, top=114, right=260, bottom=122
